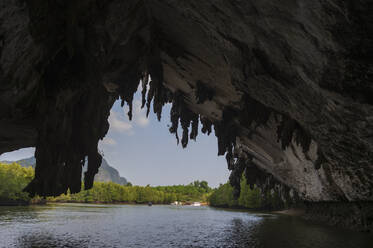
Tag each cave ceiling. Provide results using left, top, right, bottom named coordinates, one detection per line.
left=0, top=0, right=372, bottom=201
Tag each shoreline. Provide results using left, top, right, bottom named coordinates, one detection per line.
left=45, top=201, right=209, bottom=206
left=272, top=208, right=305, bottom=216
left=0, top=200, right=29, bottom=206
left=0, top=198, right=46, bottom=207
left=0, top=201, right=209, bottom=207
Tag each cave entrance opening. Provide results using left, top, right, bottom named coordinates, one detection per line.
left=99, top=83, right=228, bottom=188
left=0, top=82, right=229, bottom=193
left=0, top=148, right=36, bottom=165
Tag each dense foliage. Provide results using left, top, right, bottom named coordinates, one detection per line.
left=209, top=177, right=284, bottom=210
left=154, top=180, right=212, bottom=202
left=0, top=162, right=34, bottom=202
left=0, top=163, right=210, bottom=204
left=50, top=180, right=211, bottom=204
left=49, top=183, right=173, bottom=204
left=1, top=162, right=283, bottom=209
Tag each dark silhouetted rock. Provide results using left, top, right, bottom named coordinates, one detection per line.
left=0, top=0, right=372, bottom=228
left=3, top=157, right=127, bottom=185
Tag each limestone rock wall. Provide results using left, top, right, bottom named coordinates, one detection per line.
left=0, top=0, right=372, bottom=202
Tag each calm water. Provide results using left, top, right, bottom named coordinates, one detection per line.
left=0, top=203, right=372, bottom=248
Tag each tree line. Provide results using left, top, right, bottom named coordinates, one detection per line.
left=208, top=176, right=284, bottom=210
left=0, top=162, right=211, bottom=204
left=49, top=181, right=211, bottom=204
left=1, top=162, right=283, bottom=208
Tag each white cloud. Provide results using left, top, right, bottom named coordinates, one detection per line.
left=108, top=110, right=134, bottom=134
left=132, top=100, right=149, bottom=127
left=0, top=147, right=35, bottom=161
left=101, top=137, right=117, bottom=146
left=107, top=83, right=150, bottom=136
left=119, top=99, right=150, bottom=128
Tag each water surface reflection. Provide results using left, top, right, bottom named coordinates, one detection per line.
left=0, top=204, right=371, bottom=248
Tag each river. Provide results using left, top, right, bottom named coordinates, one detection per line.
left=0, top=203, right=371, bottom=248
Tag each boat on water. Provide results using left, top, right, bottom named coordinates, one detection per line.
left=191, top=202, right=201, bottom=206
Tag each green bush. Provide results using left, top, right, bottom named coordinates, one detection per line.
left=0, top=162, right=210, bottom=205
left=209, top=176, right=282, bottom=210
left=49, top=181, right=209, bottom=204
left=0, top=162, right=34, bottom=201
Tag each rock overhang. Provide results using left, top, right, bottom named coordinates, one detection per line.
left=0, top=0, right=372, bottom=202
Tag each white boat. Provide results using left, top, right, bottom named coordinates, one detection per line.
left=191, top=202, right=201, bottom=206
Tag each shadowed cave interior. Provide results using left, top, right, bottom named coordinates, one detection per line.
left=0, top=0, right=372, bottom=230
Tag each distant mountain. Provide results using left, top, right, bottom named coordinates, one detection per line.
left=12, top=157, right=36, bottom=167
left=84, top=158, right=128, bottom=185
left=2, top=157, right=127, bottom=185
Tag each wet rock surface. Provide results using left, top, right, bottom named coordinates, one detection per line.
left=303, top=202, right=373, bottom=232
left=0, top=0, right=372, bottom=226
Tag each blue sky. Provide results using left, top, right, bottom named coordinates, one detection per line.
left=0, top=87, right=229, bottom=188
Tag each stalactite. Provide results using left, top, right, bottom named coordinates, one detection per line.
left=314, top=148, right=326, bottom=170
left=200, top=116, right=212, bottom=135
left=239, top=95, right=313, bottom=155
left=229, top=157, right=246, bottom=198
left=225, top=148, right=297, bottom=206
left=179, top=100, right=199, bottom=148
left=241, top=156, right=298, bottom=206
left=276, top=117, right=297, bottom=150
left=120, top=95, right=134, bottom=121
left=225, top=145, right=234, bottom=170
left=180, top=117, right=190, bottom=148
left=244, top=159, right=266, bottom=190
left=84, top=148, right=102, bottom=190
left=195, top=95, right=314, bottom=201
left=222, top=138, right=300, bottom=207
left=240, top=95, right=271, bottom=128
left=214, top=107, right=238, bottom=156
left=146, top=80, right=155, bottom=117
left=168, top=91, right=200, bottom=148
left=117, top=69, right=141, bottom=121
left=169, top=91, right=182, bottom=144
left=195, top=80, right=214, bottom=104
left=294, top=128, right=312, bottom=153
left=141, top=72, right=149, bottom=108
left=147, top=32, right=167, bottom=121
left=276, top=115, right=312, bottom=153
left=190, top=115, right=199, bottom=141
left=152, top=78, right=163, bottom=121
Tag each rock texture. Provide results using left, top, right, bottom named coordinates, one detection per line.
left=303, top=202, right=373, bottom=232
left=0, top=0, right=372, bottom=213
left=84, top=158, right=128, bottom=185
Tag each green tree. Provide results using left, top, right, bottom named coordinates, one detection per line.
left=1, top=162, right=212, bottom=205
left=0, top=162, right=34, bottom=202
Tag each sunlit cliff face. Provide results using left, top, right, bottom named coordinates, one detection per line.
left=0, top=0, right=372, bottom=202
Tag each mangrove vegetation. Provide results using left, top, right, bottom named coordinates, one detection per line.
left=208, top=177, right=284, bottom=210
left=0, top=162, right=211, bottom=204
